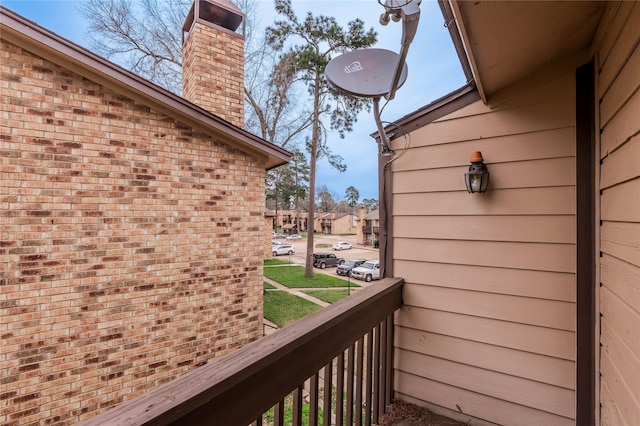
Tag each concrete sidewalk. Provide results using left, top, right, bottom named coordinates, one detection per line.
left=263, top=276, right=331, bottom=308
left=262, top=274, right=360, bottom=336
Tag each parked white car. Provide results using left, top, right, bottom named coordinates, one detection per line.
left=332, top=241, right=352, bottom=250
left=272, top=244, right=295, bottom=256
left=286, top=234, right=302, bottom=240
left=350, top=260, right=380, bottom=282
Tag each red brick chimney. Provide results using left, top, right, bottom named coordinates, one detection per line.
left=182, top=0, right=245, bottom=127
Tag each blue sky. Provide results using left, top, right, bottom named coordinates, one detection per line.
left=2, top=0, right=465, bottom=202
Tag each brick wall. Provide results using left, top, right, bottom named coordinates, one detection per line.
left=182, top=21, right=245, bottom=128
left=0, top=39, right=265, bottom=425
left=264, top=215, right=274, bottom=258
left=332, top=214, right=357, bottom=235
left=356, top=206, right=367, bottom=245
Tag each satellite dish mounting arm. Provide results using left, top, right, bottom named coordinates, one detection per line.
left=373, top=97, right=394, bottom=156
left=381, top=0, right=421, bottom=100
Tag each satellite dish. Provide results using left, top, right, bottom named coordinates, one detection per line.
left=325, top=48, right=408, bottom=98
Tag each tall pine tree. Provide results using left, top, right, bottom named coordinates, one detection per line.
left=266, top=0, right=377, bottom=276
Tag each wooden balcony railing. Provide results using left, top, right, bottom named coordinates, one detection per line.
left=80, top=278, right=404, bottom=426
left=362, top=226, right=379, bottom=235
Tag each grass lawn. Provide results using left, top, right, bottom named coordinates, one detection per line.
left=264, top=258, right=291, bottom=266
left=263, top=265, right=360, bottom=289
left=263, top=282, right=276, bottom=290
left=263, top=291, right=322, bottom=327
left=303, top=289, right=352, bottom=304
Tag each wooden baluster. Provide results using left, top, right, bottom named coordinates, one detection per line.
left=292, top=385, right=304, bottom=426
left=336, top=351, right=345, bottom=426
left=346, top=344, right=355, bottom=425
left=372, top=323, right=381, bottom=425
left=274, top=399, right=285, bottom=426
left=323, top=362, right=333, bottom=426
left=310, top=372, right=319, bottom=426
left=365, top=329, right=374, bottom=426
left=356, top=336, right=364, bottom=425
left=385, top=317, right=394, bottom=411
left=378, top=320, right=387, bottom=420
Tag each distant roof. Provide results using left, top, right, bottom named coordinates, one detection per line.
left=0, top=6, right=290, bottom=170
left=364, top=210, right=379, bottom=220
left=333, top=213, right=355, bottom=220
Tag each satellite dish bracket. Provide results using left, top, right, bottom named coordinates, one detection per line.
left=324, top=0, right=421, bottom=157
left=381, top=0, right=421, bottom=100
left=374, top=97, right=394, bottom=156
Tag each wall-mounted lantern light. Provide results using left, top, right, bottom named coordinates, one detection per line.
left=464, top=151, right=489, bottom=193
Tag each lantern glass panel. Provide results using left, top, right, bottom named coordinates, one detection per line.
left=464, top=170, right=489, bottom=193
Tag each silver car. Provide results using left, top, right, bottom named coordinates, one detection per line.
left=351, top=260, right=380, bottom=282
left=272, top=244, right=295, bottom=256
left=332, top=241, right=352, bottom=250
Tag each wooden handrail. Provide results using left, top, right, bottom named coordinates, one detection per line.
left=80, top=278, right=403, bottom=426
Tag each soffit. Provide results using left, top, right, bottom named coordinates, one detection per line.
left=452, top=0, right=606, bottom=99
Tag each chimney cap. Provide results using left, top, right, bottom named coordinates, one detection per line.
left=183, top=0, right=245, bottom=39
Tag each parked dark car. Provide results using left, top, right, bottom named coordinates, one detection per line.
left=336, top=259, right=367, bottom=276
left=312, top=253, right=345, bottom=269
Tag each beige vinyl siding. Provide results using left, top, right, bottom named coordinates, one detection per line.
left=392, top=71, right=576, bottom=425
left=597, top=2, right=640, bottom=424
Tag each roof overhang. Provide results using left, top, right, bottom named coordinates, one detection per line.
left=0, top=6, right=290, bottom=170
left=439, top=0, right=606, bottom=102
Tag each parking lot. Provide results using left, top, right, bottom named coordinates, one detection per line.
left=272, top=234, right=379, bottom=281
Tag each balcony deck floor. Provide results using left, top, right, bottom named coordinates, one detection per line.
left=380, top=400, right=467, bottom=426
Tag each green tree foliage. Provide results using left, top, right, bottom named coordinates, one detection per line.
left=362, top=198, right=379, bottom=212
left=344, top=186, right=360, bottom=207
left=287, top=151, right=310, bottom=231
left=266, top=0, right=377, bottom=276
left=266, top=150, right=309, bottom=233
